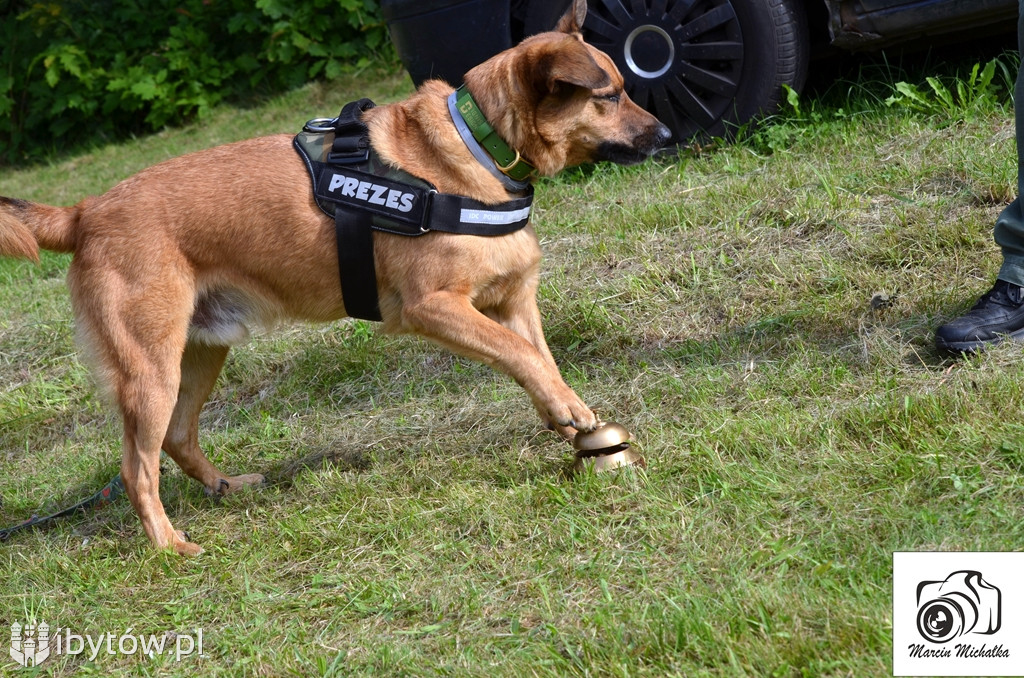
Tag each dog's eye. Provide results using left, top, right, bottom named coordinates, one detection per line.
left=595, top=93, right=621, bottom=104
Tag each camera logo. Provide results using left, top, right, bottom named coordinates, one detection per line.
left=916, top=570, right=1001, bottom=644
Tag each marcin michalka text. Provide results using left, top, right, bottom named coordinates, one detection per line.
left=908, top=644, right=1010, bottom=659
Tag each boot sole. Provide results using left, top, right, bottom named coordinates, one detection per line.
left=935, top=327, right=1024, bottom=354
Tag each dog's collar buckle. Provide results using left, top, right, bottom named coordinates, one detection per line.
left=495, top=149, right=522, bottom=174
left=452, top=85, right=536, bottom=184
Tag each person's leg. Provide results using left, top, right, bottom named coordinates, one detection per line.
left=995, top=1, right=1024, bottom=285
left=935, top=1, right=1024, bottom=352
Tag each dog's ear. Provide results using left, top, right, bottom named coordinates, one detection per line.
left=556, top=0, right=588, bottom=35
left=539, top=35, right=611, bottom=94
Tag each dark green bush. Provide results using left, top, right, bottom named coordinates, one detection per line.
left=0, top=0, right=391, bottom=163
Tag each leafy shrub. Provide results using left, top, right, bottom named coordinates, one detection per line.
left=0, top=0, right=391, bottom=163
left=885, top=56, right=1016, bottom=120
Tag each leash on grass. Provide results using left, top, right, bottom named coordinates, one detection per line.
left=0, top=473, right=124, bottom=542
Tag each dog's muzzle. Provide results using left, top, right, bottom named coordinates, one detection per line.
left=596, top=122, right=672, bottom=165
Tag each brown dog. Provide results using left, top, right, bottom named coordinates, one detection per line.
left=0, top=0, right=670, bottom=555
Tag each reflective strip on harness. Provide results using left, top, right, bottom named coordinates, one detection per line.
left=426, top=192, right=533, bottom=236
left=460, top=206, right=532, bottom=225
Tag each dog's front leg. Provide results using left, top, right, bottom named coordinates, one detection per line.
left=485, top=291, right=587, bottom=439
left=402, top=291, right=597, bottom=433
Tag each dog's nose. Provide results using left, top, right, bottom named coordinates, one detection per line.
left=654, top=122, right=672, bottom=146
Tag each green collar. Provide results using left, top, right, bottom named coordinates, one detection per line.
left=454, top=85, right=536, bottom=182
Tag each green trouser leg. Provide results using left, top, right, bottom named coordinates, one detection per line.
left=995, top=0, right=1024, bottom=286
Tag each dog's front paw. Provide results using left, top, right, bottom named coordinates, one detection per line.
left=550, top=421, right=579, bottom=441
left=545, top=393, right=597, bottom=437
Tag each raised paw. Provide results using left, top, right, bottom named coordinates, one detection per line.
left=205, top=473, right=266, bottom=498
left=171, top=530, right=203, bottom=556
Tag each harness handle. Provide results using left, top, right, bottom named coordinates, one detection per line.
left=328, top=99, right=375, bottom=165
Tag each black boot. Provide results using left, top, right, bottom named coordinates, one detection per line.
left=936, top=279, right=1024, bottom=352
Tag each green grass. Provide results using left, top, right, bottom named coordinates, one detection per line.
left=2, top=57, right=1024, bottom=676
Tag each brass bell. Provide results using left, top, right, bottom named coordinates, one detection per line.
left=572, top=421, right=645, bottom=473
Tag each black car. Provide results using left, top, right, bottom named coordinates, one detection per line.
left=380, top=0, right=1017, bottom=143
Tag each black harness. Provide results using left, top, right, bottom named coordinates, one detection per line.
left=293, top=99, right=534, bottom=321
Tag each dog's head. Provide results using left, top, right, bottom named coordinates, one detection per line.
left=463, top=0, right=672, bottom=177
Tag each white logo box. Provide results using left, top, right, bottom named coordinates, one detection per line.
left=893, top=552, right=1024, bottom=676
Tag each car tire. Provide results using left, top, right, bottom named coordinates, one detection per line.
left=580, top=0, right=809, bottom=143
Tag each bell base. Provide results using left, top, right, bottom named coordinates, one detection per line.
left=573, top=445, right=646, bottom=473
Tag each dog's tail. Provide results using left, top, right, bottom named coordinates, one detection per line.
left=0, top=196, right=77, bottom=263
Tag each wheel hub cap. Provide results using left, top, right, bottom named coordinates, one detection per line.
left=583, top=0, right=745, bottom=141
left=624, top=24, right=674, bottom=79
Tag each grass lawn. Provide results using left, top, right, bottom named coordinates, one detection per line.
left=2, top=55, right=1024, bottom=676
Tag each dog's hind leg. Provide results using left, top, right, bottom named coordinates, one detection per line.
left=162, top=340, right=265, bottom=497
left=69, top=255, right=203, bottom=555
